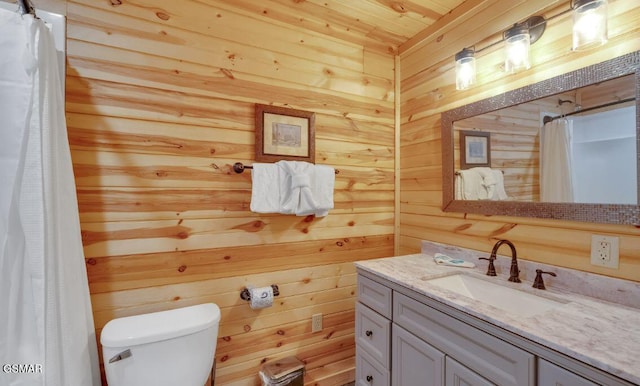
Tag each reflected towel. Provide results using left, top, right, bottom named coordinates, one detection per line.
left=491, top=169, right=509, bottom=201
left=456, top=167, right=509, bottom=201
left=456, top=168, right=488, bottom=200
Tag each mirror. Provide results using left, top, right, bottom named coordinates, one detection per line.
left=441, top=51, right=640, bottom=224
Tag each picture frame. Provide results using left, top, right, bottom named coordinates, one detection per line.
left=255, top=104, right=315, bottom=163
left=460, top=130, right=490, bottom=169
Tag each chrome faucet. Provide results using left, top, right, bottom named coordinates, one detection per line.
left=490, top=239, right=521, bottom=283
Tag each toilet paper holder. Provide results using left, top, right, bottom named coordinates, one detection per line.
left=240, top=285, right=280, bottom=301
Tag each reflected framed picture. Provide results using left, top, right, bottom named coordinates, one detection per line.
left=255, top=104, right=315, bottom=163
left=460, top=130, right=490, bottom=169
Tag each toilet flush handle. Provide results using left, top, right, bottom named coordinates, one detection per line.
left=108, top=349, right=132, bottom=364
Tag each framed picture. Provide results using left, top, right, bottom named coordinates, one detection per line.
left=255, top=104, right=315, bottom=163
left=460, top=130, right=490, bottom=169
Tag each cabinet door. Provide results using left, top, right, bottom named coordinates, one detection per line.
left=446, top=357, right=495, bottom=386
left=392, top=324, right=445, bottom=386
left=538, top=359, right=599, bottom=386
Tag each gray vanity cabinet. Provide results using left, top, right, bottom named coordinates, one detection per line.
left=356, top=272, right=527, bottom=386
left=355, top=271, right=628, bottom=386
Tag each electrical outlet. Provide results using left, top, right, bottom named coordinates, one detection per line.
left=590, top=235, right=619, bottom=269
left=311, top=313, right=322, bottom=333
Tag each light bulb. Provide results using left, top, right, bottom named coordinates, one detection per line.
left=455, top=48, right=476, bottom=90
left=504, top=25, right=530, bottom=73
left=572, top=0, right=608, bottom=51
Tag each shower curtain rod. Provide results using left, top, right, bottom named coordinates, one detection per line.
left=18, top=0, right=36, bottom=16
left=543, top=97, right=636, bottom=124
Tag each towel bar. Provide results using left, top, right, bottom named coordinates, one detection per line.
left=233, top=162, right=338, bottom=174
left=456, top=169, right=504, bottom=175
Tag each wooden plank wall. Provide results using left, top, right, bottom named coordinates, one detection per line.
left=399, top=0, right=640, bottom=281
left=56, top=0, right=395, bottom=385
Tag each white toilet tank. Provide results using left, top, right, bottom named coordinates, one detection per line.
left=101, top=303, right=221, bottom=386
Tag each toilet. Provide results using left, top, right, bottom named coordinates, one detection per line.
left=100, top=303, right=221, bottom=386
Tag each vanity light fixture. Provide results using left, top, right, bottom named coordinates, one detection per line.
left=455, top=48, right=476, bottom=90
left=453, top=0, right=608, bottom=89
left=504, top=16, right=546, bottom=74
left=504, top=24, right=532, bottom=73
left=572, top=0, right=608, bottom=51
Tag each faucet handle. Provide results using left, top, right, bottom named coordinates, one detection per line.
left=478, top=257, right=497, bottom=276
left=532, top=269, right=557, bottom=290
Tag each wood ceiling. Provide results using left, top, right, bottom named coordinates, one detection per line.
left=225, top=0, right=467, bottom=55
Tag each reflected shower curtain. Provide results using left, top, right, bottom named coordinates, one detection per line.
left=540, top=119, right=574, bottom=202
left=0, top=8, right=100, bottom=386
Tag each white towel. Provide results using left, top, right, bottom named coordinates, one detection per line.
left=249, top=161, right=335, bottom=217
left=456, top=167, right=509, bottom=201
left=491, top=169, right=509, bottom=201
left=476, top=167, right=497, bottom=199
left=278, top=161, right=335, bottom=217
left=249, top=163, right=281, bottom=213
left=456, top=168, right=488, bottom=200
left=313, top=165, right=335, bottom=216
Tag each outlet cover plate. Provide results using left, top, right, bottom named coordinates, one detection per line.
left=590, top=235, right=619, bottom=269
left=312, top=313, right=322, bottom=333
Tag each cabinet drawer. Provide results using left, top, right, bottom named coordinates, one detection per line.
left=393, top=292, right=534, bottom=386
left=358, top=274, right=392, bottom=319
left=356, top=302, right=391, bottom=368
left=356, top=348, right=390, bottom=386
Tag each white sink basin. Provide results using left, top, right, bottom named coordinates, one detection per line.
left=426, top=274, right=567, bottom=317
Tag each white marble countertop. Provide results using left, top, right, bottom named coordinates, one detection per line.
left=355, top=253, right=640, bottom=385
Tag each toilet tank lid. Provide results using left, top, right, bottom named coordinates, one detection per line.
left=100, top=303, right=221, bottom=348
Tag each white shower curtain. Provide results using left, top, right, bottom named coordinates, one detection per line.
left=540, top=119, right=574, bottom=202
left=0, top=8, right=100, bottom=386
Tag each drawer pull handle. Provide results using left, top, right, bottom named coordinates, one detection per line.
left=366, top=375, right=373, bottom=382
left=365, top=330, right=373, bottom=337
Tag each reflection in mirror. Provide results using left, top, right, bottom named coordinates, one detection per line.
left=453, top=74, right=636, bottom=204
left=441, top=51, right=640, bottom=224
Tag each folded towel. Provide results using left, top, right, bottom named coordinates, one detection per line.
left=249, top=163, right=281, bottom=213
left=491, top=169, right=509, bottom=201
left=313, top=165, right=335, bottom=217
left=456, top=167, right=509, bottom=201
left=249, top=161, right=335, bottom=217
left=475, top=167, right=499, bottom=199
left=279, top=161, right=315, bottom=215
left=278, top=160, right=335, bottom=217
left=457, top=168, right=488, bottom=200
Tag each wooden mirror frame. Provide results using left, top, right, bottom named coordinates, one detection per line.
left=441, top=51, right=640, bottom=225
